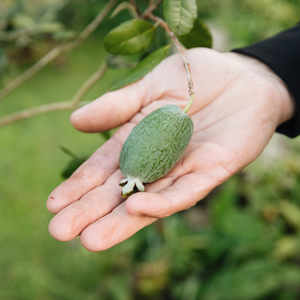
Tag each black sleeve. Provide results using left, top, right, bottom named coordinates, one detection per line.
left=231, top=22, right=300, bottom=138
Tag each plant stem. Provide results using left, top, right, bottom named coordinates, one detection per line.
left=0, top=101, right=73, bottom=128
left=142, top=0, right=163, bottom=18
left=0, top=0, right=117, bottom=102
left=0, top=60, right=108, bottom=128
left=71, top=61, right=108, bottom=108
left=129, top=0, right=142, bottom=17
left=183, top=93, right=195, bottom=114
left=145, top=12, right=195, bottom=113
left=59, top=146, right=80, bottom=159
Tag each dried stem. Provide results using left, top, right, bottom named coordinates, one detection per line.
left=145, top=12, right=195, bottom=113
left=0, top=0, right=117, bottom=102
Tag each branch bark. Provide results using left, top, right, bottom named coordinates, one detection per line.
left=0, top=0, right=117, bottom=102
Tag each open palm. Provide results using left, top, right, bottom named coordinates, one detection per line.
left=47, top=48, right=293, bottom=251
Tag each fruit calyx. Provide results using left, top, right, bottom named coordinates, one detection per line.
left=119, top=176, right=145, bottom=198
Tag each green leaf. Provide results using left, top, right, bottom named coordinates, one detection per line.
left=279, top=200, right=300, bottom=229
left=177, top=18, right=212, bottom=49
left=201, top=260, right=280, bottom=300
left=61, top=156, right=89, bottom=179
left=106, top=54, right=136, bottom=70
left=108, top=45, right=170, bottom=91
left=100, top=131, right=111, bottom=140
left=164, top=0, right=197, bottom=35
left=103, top=19, right=156, bottom=55
left=59, top=146, right=89, bottom=179
left=59, top=145, right=79, bottom=159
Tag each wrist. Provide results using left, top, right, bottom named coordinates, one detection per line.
left=226, top=52, right=296, bottom=126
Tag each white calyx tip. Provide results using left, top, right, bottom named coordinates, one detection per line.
left=119, top=176, right=145, bottom=198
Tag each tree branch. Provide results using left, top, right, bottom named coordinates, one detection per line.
left=0, top=0, right=117, bottom=102
left=145, top=12, right=195, bottom=113
left=0, top=101, right=73, bottom=128
left=0, top=59, right=108, bottom=128
left=71, top=61, right=108, bottom=108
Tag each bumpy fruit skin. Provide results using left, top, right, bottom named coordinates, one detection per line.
left=119, top=104, right=194, bottom=197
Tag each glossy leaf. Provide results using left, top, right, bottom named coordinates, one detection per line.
left=164, top=0, right=197, bottom=35
left=108, top=45, right=170, bottom=91
left=103, top=19, right=156, bottom=55
left=177, top=18, right=212, bottom=49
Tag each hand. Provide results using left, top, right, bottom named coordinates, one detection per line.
left=46, top=48, right=295, bottom=251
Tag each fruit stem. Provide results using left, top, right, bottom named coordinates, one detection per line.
left=144, top=12, right=195, bottom=112
left=183, top=93, right=195, bottom=114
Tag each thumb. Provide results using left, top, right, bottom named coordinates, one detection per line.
left=70, top=73, right=152, bottom=133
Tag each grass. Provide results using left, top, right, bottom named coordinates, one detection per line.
left=0, top=34, right=131, bottom=299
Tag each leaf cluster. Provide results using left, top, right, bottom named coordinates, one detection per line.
left=0, top=0, right=74, bottom=77
left=102, top=0, right=212, bottom=91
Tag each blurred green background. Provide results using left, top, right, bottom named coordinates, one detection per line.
left=1, top=0, right=300, bottom=299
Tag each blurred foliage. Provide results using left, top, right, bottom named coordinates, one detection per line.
left=1, top=0, right=300, bottom=300
left=1, top=0, right=299, bottom=80
left=196, top=0, right=300, bottom=48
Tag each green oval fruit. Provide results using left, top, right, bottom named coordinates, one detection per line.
left=119, top=104, right=194, bottom=197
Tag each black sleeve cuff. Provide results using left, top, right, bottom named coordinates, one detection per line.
left=231, top=22, right=300, bottom=138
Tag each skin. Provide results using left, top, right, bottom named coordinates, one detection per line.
left=46, top=48, right=295, bottom=252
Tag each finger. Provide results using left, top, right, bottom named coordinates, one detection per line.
left=69, top=51, right=199, bottom=133
left=126, top=171, right=222, bottom=218
left=69, top=52, right=188, bottom=133
left=48, top=171, right=124, bottom=241
left=70, top=48, right=230, bottom=133
left=126, top=137, right=257, bottom=218
left=80, top=202, right=156, bottom=252
left=47, top=136, right=122, bottom=214
left=70, top=58, right=167, bottom=133
left=70, top=84, right=145, bottom=133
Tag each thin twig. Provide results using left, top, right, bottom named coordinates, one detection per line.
left=0, top=0, right=117, bottom=102
left=64, top=0, right=117, bottom=51
left=0, top=101, right=73, bottom=128
left=129, top=0, right=142, bottom=17
left=71, top=61, right=108, bottom=108
left=145, top=12, right=195, bottom=112
left=0, top=59, right=108, bottom=128
left=142, top=0, right=163, bottom=18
